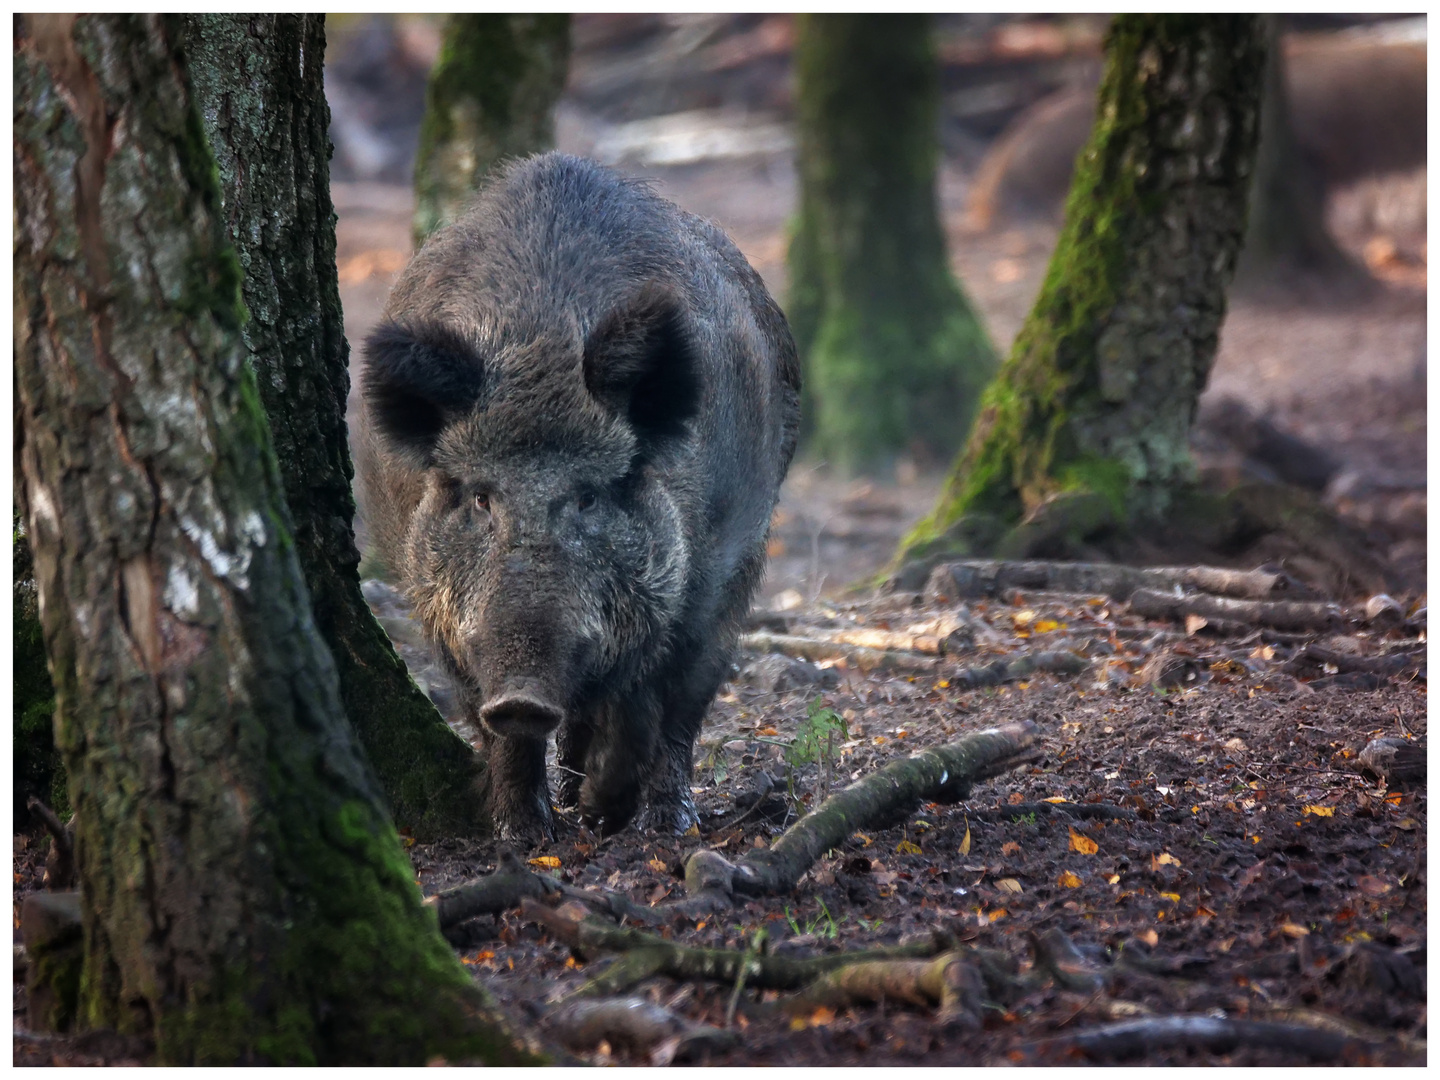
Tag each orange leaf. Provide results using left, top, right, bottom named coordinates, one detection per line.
left=648, top=857, right=668, bottom=873
left=756, top=726, right=780, bottom=737
left=1302, top=805, right=1334, bottom=817
left=1280, top=923, right=1310, bottom=938
left=1042, top=796, right=1069, bottom=804
left=1001, top=841, right=1022, bottom=856
left=1068, top=828, right=1099, bottom=855
left=1137, top=929, right=1158, bottom=947
left=1151, top=852, right=1181, bottom=868
left=809, top=1006, right=836, bottom=1027
left=528, top=855, right=562, bottom=869
left=1057, top=871, right=1082, bottom=889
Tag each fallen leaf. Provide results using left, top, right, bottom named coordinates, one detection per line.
left=1137, top=929, right=1159, bottom=947
left=1042, top=796, right=1069, bottom=804
left=1158, top=891, right=1181, bottom=903
left=1356, top=875, right=1392, bottom=897
left=1184, top=613, right=1208, bottom=636
left=528, top=855, right=562, bottom=869
left=1057, top=871, right=1082, bottom=889
left=1068, top=828, right=1099, bottom=855
left=809, top=1006, right=836, bottom=1027
left=1013, top=609, right=1037, bottom=628
left=1152, top=852, right=1182, bottom=868
left=1105, top=874, right=1120, bottom=885
left=1280, top=923, right=1310, bottom=938
left=647, top=857, right=668, bottom=873
left=896, top=840, right=923, bottom=856
left=958, top=821, right=972, bottom=856
left=1195, top=906, right=1217, bottom=918
left=986, top=908, right=1008, bottom=922
left=996, top=878, right=1024, bottom=894
left=1034, top=619, right=1064, bottom=634
left=934, top=680, right=950, bottom=690
left=852, top=833, right=873, bottom=847
left=756, top=726, right=779, bottom=737
left=1001, top=841, right=1022, bottom=856
left=1008, top=792, right=1025, bottom=805
left=1302, top=805, right=1334, bottom=817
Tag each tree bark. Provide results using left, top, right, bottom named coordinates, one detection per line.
left=13, top=14, right=540, bottom=1064
left=789, top=14, right=996, bottom=473
left=412, top=14, right=570, bottom=246
left=181, top=14, right=486, bottom=840
left=901, top=16, right=1266, bottom=562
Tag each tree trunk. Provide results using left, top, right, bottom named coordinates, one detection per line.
left=181, top=14, right=486, bottom=840
left=1235, top=16, right=1360, bottom=286
left=789, top=14, right=996, bottom=473
left=13, top=14, right=541, bottom=1064
left=901, top=16, right=1266, bottom=563
left=412, top=14, right=570, bottom=246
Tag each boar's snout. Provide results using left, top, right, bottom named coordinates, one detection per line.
left=479, top=677, right=565, bottom=738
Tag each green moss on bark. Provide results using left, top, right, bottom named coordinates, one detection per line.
left=413, top=14, right=569, bottom=245
left=789, top=14, right=996, bottom=473
left=899, top=15, right=1266, bottom=565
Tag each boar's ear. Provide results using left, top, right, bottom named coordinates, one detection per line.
left=362, top=321, right=484, bottom=465
left=583, top=286, right=701, bottom=452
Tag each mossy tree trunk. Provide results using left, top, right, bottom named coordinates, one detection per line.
left=412, top=13, right=570, bottom=246
left=182, top=15, right=485, bottom=840
left=789, top=14, right=996, bottom=474
left=900, top=16, right=1266, bottom=566
left=1236, top=16, right=1358, bottom=285
left=13, top=14, right=541, bottom=1064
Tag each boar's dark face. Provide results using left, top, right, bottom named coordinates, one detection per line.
left=363, top=287, right=701, bottom=740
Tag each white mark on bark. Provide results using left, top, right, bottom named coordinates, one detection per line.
left=29, top=483, right=59, bottom=539
left=164, top=562, right=199, bottom=618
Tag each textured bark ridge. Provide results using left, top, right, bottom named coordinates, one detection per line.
left=13, top=14, right=539, bottom=1064
left=788, top=14, right=996, bottom=471
left=903, top=16, right=1266, bottom=560
left=412, top=14, right=570, bottom=245
left=183, top=15, right=486, bottom=840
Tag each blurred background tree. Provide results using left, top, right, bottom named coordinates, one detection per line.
left=412, top=14, right=570, bottom=245
left=788, top=14, right=996, bottom=474
left=898, top=15, right=1267, bottom=568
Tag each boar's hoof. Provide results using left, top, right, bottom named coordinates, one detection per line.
left=480, top=684, right=565, bottom=739
left=636, top=795, right=700, bottom=837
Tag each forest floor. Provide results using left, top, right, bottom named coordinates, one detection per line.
left=13, top=16, right=1426, bottom=1066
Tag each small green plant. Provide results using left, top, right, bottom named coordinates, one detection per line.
left=696, top=739, right=731, bottom=787
left=784, top=898, right=842, bottom=939
left=1011, top=811, right=1038, bottom=826
left=784, top=696, right=848, bottom=801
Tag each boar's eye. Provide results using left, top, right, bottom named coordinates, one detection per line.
left=473, top=492, right=492, bottom=519
left=577, top=491, right=598, bottom=513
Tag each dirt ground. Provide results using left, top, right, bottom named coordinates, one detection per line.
left=13, top=14, right=1426, bottom=1067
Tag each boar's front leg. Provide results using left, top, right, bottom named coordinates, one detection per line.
left=578, top=692, right=660, bottom=834
left=480, top=726, right=554, bottom=843
left=637, top=649, right=731, bottom=835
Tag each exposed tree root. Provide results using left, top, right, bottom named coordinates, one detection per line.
left=424, top=851, right=556, bottom=928
left=547, top=997, right=738, bottom=1063
left=1028, top=1015, right=1374, bottom=1062
left=784, top=952, right=986, bottom=1027
left=1028, top=928, right=1106, bottom=993
left=1356, top=737, right=1426, bottom=788
left=683, top=722, right=1040, bottom=898
left=951, top=650, right=1089, bottom=687
left=520, top=899, right=948, bottom=999
left=1284, top=644, right=1425, bottom=678
left=971, top=801, right=1137, bottom=823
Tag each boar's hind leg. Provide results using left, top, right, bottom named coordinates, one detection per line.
left=481, top=730, right=554, bottom=844
left=579, top=693, right=660, bottom=835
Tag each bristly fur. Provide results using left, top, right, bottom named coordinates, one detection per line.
left=354, top=153, right=801, bottom=842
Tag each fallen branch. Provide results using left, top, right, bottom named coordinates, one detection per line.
left=27, top=798, right=75, bottom=891
left=521, top=899, right=946, bottom=998
left=547, top=997, right=738, bottom=1063
left=927, top=560, right=1304, bottom=604
left=1356, top=738, right=1426, bottom=787
left=686, top=722, right=1040, bottom=898
left=1283, top=644, right=1424, bottom=678
left=739, top=631, right=936, bottom=673
left=1128, top=589, right=1340, bottom=633
left=1027, top=1014, right=1371, bottom=1063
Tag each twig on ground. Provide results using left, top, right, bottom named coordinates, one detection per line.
left=926, top=560, right=1306, bottom=604
left=1128, top=589, right=1340, bottom=633
left=739, top=631, right=936, bottom=673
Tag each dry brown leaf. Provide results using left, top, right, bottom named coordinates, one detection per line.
left=1057, top=871, right=1083, bottom=889
left=1280, top=923, right=1310, bottom=938
left=1184, top=613, right=1209, bottom=636
left=1356, top=875, right=1392, bottom=897
left=1151, top=852, right=1181, bottom=869
left=1068, top=828, right=1099, bottom=855
left=996, top=877, right=1023, bottom=893
left=1001, top=841, right=1022, bottom=856
left=1302, top=805, right=1334, bottom=817
left=1137, top=929, right=1159, bottom=947
left=958, top=821, right=972, bottom=856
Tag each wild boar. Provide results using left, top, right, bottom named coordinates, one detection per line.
left=355, top=153, right=800, bottom=842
